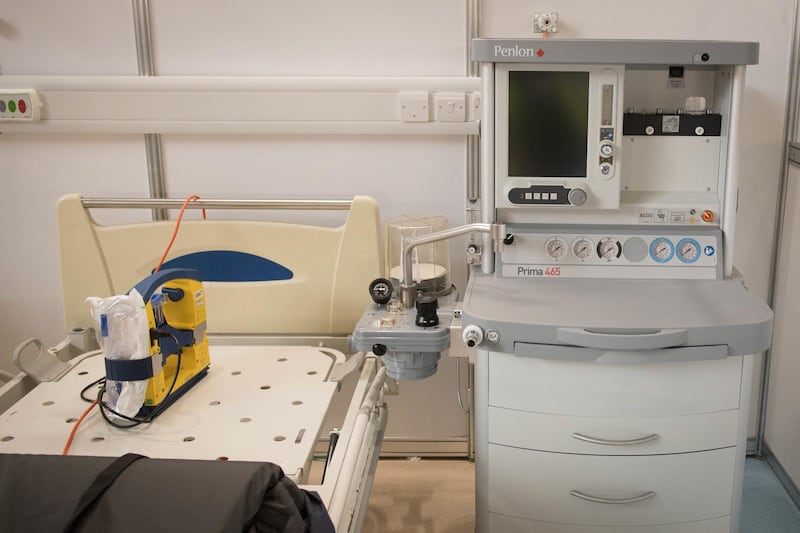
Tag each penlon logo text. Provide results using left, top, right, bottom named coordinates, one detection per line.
left=494, top=45, right=540, bottom=58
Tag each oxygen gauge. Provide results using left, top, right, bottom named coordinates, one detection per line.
left=649, top=237, right=675, bottom=263
left=676, top=238, right=701, bottom=263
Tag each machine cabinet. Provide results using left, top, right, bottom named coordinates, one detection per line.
left=488, top=407, right=739, bottom=455
left=488, top=351, right=743, bottom=417
left=462, top=38, right=771, bottom=533
left=488, top=445, right=736, bottom=526
left=475, top=351, right=753, bottom=532
left=488, top=513, right=732, bottom=533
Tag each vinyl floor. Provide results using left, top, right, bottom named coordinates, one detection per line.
left=361, top=457, right=800, bottom=533
left=741, top=457, right=800, bottom=532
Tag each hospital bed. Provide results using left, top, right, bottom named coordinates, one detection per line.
left=0, top=194, right=388, bottom=532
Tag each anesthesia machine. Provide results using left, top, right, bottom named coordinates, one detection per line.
left=351, top=39, right=773, bottom=533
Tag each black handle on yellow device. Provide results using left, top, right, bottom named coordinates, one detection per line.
left=130, top=268, right=200, bottom=301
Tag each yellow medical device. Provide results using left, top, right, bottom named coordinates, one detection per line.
left=105, top=268, right=210, bottom=417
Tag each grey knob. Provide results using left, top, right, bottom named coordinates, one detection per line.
left=568, top=188, right=588, bottom=206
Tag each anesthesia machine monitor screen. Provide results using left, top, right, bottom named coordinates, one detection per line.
left=496, top=64, right=624, bottom=211
left=508, top=71, right=589, bottom=178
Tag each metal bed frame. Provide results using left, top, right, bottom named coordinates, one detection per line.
left=0, top=195, right=388, bottom=532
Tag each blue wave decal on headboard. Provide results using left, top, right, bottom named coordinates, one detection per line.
left=159, top=251, right=293, bottom=282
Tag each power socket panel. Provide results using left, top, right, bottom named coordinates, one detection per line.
left=434, top=93, right=466, bottom=122
left=399, top=92, right=430, bottom=122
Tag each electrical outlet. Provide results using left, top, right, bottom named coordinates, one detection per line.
left=0, top=89, right=42, bottom=121
left=533, top=12, right=558, bottom=33
left=467, top=93, right=481, bottom=122
left=400, top=92, right=429, bottom=122
left=434, top=93, right=466, bottom=122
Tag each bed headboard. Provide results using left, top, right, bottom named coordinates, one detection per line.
left=56, top=194, right=381, bottom=337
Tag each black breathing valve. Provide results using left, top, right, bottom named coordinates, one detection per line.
left=415, top=293, right=439, bottom=327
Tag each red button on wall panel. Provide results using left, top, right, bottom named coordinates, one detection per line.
left=18, top=100, right=27, bottom=114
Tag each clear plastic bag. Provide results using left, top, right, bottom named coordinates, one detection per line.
left=86, top=289, right=149, bottom=418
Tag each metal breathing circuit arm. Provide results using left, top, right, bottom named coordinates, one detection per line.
left=399, top=222, right=507, bottom=308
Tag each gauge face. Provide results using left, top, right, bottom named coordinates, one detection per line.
left=368, top=278, right=394, bottom=304
left=599, top=142, right=614, bottom=157
left=597, top=237, right=621, bottom=261
left=545, top=237, right=568, bottom=260
left=676, top=238, right=701, bottom=263
left=649, top=237, right=674, bottom=263
left=572, top=237, right=594, bottom=260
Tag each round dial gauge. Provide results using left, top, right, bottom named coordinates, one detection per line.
left=368, top=277, right=394, bottom=305
left=545, top=237, right=568, bottom=260
left=649, top=237, right=675, bottom=263
left=676, top=238, right=701, bottom=264
left=572, top=237, right=594, bottom=260
left=599, top=142, right=615, bottom=157
left=597, top=237, right=622, bottom=261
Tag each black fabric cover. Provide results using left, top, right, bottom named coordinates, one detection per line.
left=0, top=453, right=334, bottom=533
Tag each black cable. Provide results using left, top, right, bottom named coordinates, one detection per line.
left=80, top=377, right=105, bottom=403
left=97, top=347, right=183, bottom=428
left=83, top=333, right=185, bottom=429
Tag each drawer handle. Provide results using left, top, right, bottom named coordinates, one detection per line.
left=556, top=327, right=688, bottom=350
left=571, top=432, right=660, bottom=446
left=570, top=490, right=656, bottom=505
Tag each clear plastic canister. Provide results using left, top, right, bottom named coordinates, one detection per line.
left=386, top=215, right=451, bottom=297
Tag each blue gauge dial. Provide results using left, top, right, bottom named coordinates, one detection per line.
left=676, top=238, right=701, bottom=263
left=649, top=237, right=674, bottom=263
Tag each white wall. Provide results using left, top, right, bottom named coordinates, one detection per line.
left=764, top=2, right=800, bottom=485
left=766, top=162, right=800, bottom=486
left=0, top=0, right=137, bottom=76
left=149, top=1, right=467, bottom=77
left=0, top=1, right=145, bottom=373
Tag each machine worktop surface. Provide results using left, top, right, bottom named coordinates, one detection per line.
left=462, top=275, right=773, bottom=355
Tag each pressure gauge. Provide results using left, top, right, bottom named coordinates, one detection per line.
left=572, top=237, right=594, bottom=260
left=368, top=278, right=394, bottom=305
left=545, top=237, right=568, bottom=260
left=597, top=237, right=622, bottom=261
left=649, top=237, right=675, bottom=263
left=676, top=238, right=701, bottom=264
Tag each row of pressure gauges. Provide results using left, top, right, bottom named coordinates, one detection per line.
left=545, top=237, right=619, bottom=261
left=545, top=236, right=703, bottom=263
left=650, top=237, right=702, bottom=263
